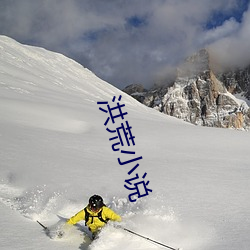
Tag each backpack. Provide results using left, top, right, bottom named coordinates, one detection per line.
left=84, top=206, right=109, bottom=226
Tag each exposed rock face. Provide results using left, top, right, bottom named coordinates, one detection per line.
left=123, top=49, right=250, bottom=130
left=123, top=84, right=147, bottom=103
left=217, top=66, right=250, bottom=99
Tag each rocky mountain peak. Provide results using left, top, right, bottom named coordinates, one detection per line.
left=123, top=49, right=250, bottom=130
left=177, top=49, right=210, bottom=78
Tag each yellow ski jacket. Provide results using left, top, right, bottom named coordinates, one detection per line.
left=67, top=206, right=121, bottom=233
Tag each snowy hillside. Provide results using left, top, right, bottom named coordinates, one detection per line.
left=0, top=36, right=250, bottom=250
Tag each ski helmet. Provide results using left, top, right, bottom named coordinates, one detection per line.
left=89, top=195, right=104, bottom=210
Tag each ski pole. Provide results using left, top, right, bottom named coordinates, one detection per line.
left=122, top=227, right=180, bottom=250
left=37, top=220, right=48, bottom=231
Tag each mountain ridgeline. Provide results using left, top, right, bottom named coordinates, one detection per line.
left=123, top=49, right=250, bottom=130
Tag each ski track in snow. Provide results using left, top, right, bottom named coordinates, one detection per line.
left=0, top=179, right=211, bottom=250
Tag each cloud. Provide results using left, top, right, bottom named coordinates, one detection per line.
left=200, top=18, right=240, bottom=45
left=0, top=0, right=249, bottom=89
left=209, top=4, right=250, bottom=69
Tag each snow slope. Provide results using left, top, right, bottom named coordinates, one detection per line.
left=0, top=35, right=250, bottom=250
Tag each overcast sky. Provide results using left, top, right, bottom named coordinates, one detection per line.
left=0, top=0, right=249, bottom=89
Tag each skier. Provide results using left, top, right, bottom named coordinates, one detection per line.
left=66, top=194, right=122, bottom=239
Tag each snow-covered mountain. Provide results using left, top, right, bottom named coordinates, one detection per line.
left=0, top=36, right=250, bottom=250
left=124, top=49, right=250, bottom=130
left=217, top=65, right=250, bottom=100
